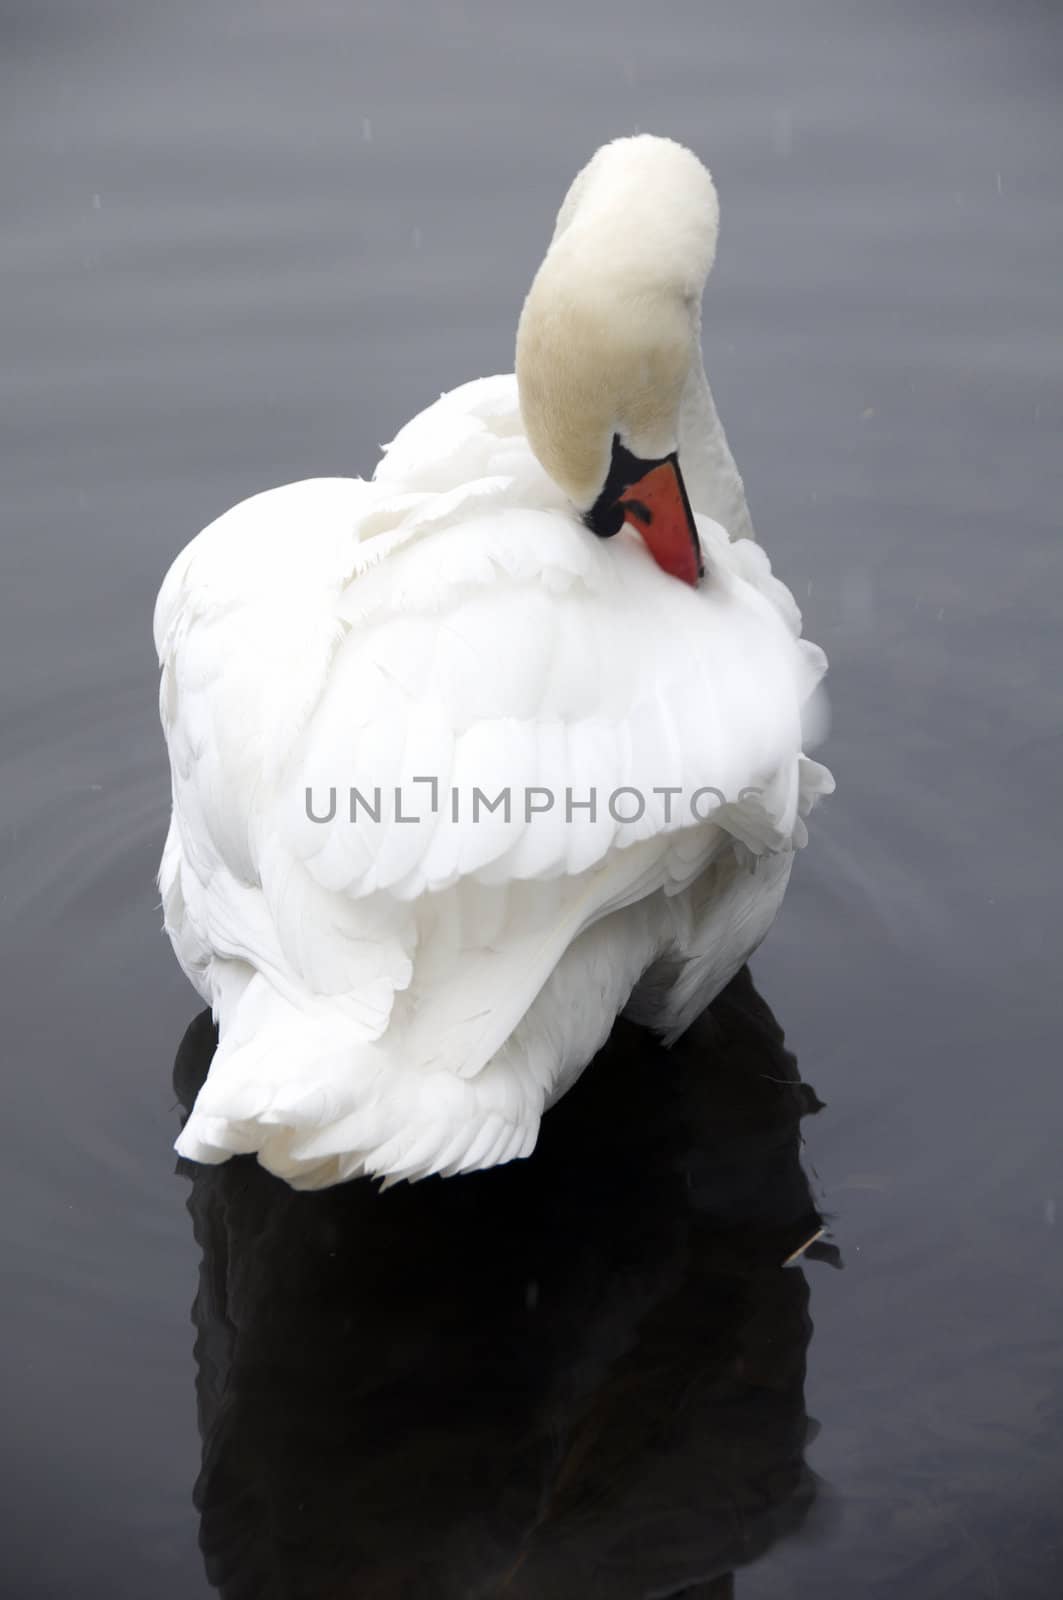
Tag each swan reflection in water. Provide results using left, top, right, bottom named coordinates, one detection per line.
left=175, top=966, right=836, bottom=1599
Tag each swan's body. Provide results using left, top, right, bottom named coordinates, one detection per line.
left=156, top=137, right=832, bottom=1188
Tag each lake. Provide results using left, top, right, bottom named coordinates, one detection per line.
left=3, top=1, right=1062, bottom=1595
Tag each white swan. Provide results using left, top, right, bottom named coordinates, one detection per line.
left=155, top=135, right=832, bottom=1189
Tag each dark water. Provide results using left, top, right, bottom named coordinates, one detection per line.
left=3, top=2, right=1062, bottom=1596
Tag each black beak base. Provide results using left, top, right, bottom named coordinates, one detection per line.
left=584, top=436, right=656, bottom=538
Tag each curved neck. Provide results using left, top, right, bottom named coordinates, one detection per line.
left=678, top=315, right=755, bottom=542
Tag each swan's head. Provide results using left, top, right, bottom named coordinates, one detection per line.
left=516, top=135, right=718, bottom=586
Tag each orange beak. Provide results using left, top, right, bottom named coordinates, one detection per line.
left=618, top=455, right=703, bottom=587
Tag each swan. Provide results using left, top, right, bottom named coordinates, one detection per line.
left=155, top=134, right=832, bottom=1189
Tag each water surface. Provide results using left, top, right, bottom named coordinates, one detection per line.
left=3, top=2, right=1062, bottom=1596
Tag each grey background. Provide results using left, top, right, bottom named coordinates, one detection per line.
left=2, top=1, right=1062, bottom=1596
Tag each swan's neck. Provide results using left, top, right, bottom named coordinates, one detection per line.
left=678, top=313, right=755, bottom=542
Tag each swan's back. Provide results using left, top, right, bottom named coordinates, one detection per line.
left=156, top=376, right=829, bottom=1187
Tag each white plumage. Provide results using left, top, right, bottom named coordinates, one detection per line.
left=156, top=138, right=832, bottom=1188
